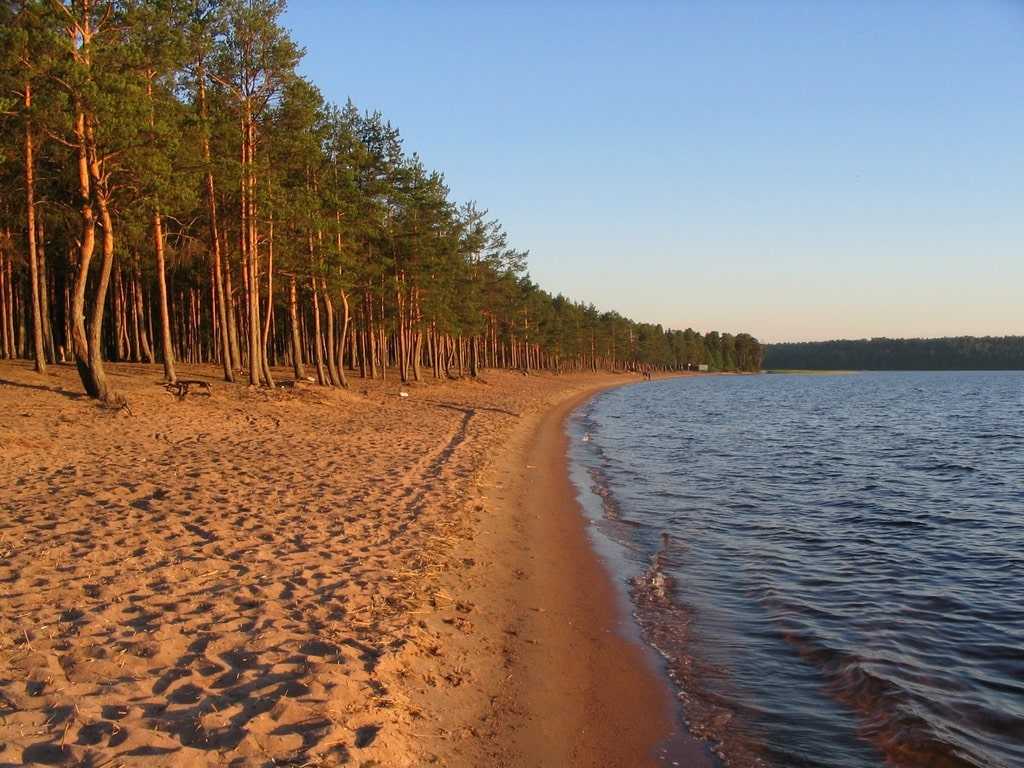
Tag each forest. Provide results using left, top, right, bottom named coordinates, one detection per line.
left=764, top=337, right=1024, bottom=371
left=0, top=0, right=762, bottom=401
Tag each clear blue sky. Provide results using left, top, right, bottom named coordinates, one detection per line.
left=282, top=1, right=1024, bottom=343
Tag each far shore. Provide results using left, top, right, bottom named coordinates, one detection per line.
left=0, top=360, right=707, bottom=767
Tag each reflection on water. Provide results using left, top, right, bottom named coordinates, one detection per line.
left=568, top=372, right=1024, bottom=768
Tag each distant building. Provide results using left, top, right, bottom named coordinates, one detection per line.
left=698, top=364, right=709, bottom=372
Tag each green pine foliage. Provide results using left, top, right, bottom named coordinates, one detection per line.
left=764, top=337, right=1024, bottom=371
left=0, top=0, right=762, bottom=394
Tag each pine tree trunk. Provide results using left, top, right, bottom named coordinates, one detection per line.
left=311, top=278, right=327, bottom=385
left=152, top=210, right=176, bottom=381
left=428, top=326, right=436, bottom=379
left=16, top=280, right=26, bottom=358
left=37, top=214, right=54, bottom=363
left=412, top=330, right=423, bottom=382
left=87, top=177, right=115, bottom=401
left=0, top=246, right=8, bottom=360
left=224, top=259, right=241, bottom=370
left=438, top=329, right=445, bottom=378
left=349, top=314, right=357, bottom=375
left=337, top=289, right=350, bottom=388
left=410, top=293, right=422, bottom=384
left=288, top=274, right=305, bottom=380
left=260, top=216, right=275, bottom=387
left=365, top=291, right=377, bottom=379
left=209, top=265, right=219, bottom=362
left=129, top=268, right=141, bottom=362
left=522, top=312, right=531, bottom=374
left=134, top=268, right=154, bottom=363
left=358, top=312, right=367, bottom=378
left=396, top=281, right=407, bottom=383
left=23, top=83, right=45, bottom=372
left=322, top=279, right=341, bottom=386
left=70, top=107, right=99, bottom=395
left=197, top=59, right=234, bottom=382
left=241, top=101, right=262, bottom=386
left=62, top=265, right=71, bottom=363
left=112, top=263, right=125, bottom=361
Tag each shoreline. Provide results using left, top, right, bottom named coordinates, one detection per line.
left=0, top=362, right=708, bottom=767
left=485, top=378, right=712, bottom=766
left=413, top=373, right=713, bottom=766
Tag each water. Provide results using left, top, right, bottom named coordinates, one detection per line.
left=567, top=372, right=1024, bottom=768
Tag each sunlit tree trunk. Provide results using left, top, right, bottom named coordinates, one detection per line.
left=36, top=214, right=54, bottom=363
left=198, top=59, right=234, bottom=382
left=241, top=99, right=263, bottom=385
left=310, top=277, right=327, bottom=385
left=337, top=289, right=350, bottom=388
left=70, top=105, right=98, bottom=396
left=86, top=128, right=115, bottom=401
left=288, top=274, right=305, bottom=380
left=322, top=279, right=341, bottom=386
left=152, top=210, right=176, bottom=381
left=23, top=81, right=45, bottom=373
left=223, top=252, right=241, bottom=371
left=260, top=215, right=275, bottom=387
left=396, top=279, right=407, bottom=383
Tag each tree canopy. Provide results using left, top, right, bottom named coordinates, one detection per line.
left=0, top=0, right=762, bottom=398
left=764, top=337, right=1024, bottom=371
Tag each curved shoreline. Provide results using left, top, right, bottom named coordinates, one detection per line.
left=467, top=376, right=711, bottom=767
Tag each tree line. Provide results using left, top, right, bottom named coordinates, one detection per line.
left=0, top=0, right=762, bottom=401
left=764, top=337, right=1024, bottom=371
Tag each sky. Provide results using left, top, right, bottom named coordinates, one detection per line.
left=282, top=1, right=1024, bottom=343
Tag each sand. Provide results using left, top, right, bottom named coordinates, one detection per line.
left=0, top=360, right=702, bottom=767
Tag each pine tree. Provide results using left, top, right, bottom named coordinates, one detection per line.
left=0, top=0, right=763, bottom=400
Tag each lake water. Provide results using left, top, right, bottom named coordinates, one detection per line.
left=568, top=372, right=1024, bottom=768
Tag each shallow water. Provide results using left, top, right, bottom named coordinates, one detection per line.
left=568, top=372, right=1024, bottom=768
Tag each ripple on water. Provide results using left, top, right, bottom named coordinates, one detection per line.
left=569, top=371, right=1024, bottom=768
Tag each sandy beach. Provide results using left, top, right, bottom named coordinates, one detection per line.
left=0, top=360, right=699, bottom=767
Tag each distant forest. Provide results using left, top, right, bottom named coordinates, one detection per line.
left=764, top=337, right=1024, bottom=371
left=0, top=1, right=761, bottom=401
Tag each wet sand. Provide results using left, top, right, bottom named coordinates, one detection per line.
left=0, top=360, right=701, bottom=767
left=446, top=384, right=712, bottom=767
